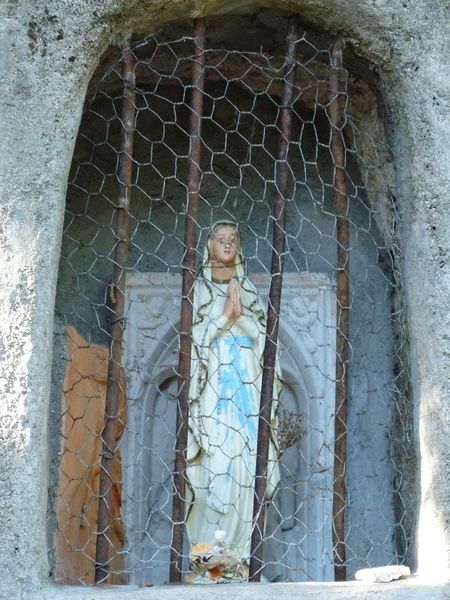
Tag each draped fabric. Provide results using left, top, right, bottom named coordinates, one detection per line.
left=186, top=224, right=280, bottom=560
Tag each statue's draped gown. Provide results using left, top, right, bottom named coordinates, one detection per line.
left=186, top=243, right=280, bottom=560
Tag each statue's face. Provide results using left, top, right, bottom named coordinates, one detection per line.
left=210, top=225, right=238, bottom=267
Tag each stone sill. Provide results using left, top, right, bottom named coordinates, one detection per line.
left=7, top=579, right=449, bottom=600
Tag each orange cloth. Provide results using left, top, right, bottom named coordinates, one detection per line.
left=54, top=326, right=126, bottom=584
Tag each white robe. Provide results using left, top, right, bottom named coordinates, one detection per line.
left=186, top=277, right=280, bottom=560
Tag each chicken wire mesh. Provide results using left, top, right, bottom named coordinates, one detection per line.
left=48, top=14, right=415, bottom=587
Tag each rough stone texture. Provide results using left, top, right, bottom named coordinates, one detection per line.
left=16, top=581, right=450, bottom=600
left=355, top=566, right=411, bottom=583
left=0, top=0, right=449, bottom=598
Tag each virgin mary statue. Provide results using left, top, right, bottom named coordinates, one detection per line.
left=186, top=221, right=281, bottom=563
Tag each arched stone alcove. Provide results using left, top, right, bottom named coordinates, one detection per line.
left=0, top=1, right=449, bottom=596
left=122, top=272, right=336, bottom=583
left=49, top=12, right=408, bottom=584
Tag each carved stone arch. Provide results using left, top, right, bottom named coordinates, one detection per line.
left=122, top=272, right=335, bottom=584
left=122, top=318, right=180, bottom=585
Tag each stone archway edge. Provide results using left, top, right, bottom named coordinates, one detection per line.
left=0, top=0, right=449, bottom=594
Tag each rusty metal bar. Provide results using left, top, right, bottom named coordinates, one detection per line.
left=329, top=37, right=349, bottom=582
left=169, top=17, right=206, bottom=584
left=249, top=14, right=299, bottom=582
left=95, top=47, right=136, bottom=583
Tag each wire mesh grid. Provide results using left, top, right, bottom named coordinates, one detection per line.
left=48, top=16, right=414, bottom=587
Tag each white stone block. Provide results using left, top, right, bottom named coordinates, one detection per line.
left=355, top=565, right=411, bottom=583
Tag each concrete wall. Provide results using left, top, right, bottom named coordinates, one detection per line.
left=0, top=0, right=449, bottom=598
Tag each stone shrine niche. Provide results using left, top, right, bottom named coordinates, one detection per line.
left=122, top=272, right=336, bottom=584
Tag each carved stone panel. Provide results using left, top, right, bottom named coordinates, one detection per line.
left=122, top=272, right=336, bottom=584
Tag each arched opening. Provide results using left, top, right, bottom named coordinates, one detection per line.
left=48, top=9, right=414, bottom=586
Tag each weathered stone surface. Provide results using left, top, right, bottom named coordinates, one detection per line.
left=355, top=566, right=411, bottom=583
left=21, top=580, right=450, bottom=600
left=0, top=0, right=449, bottom=597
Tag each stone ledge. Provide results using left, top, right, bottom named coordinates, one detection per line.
left=5, top=579, right=448, bottom=600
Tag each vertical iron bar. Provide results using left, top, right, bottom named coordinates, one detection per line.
left=95, top=47, right=136, bottom=584
left=169, top=17, right=206, bottom=584
left=329, top=37, right=349, bottom=582
left=249, top=14, right=299, bottom=582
